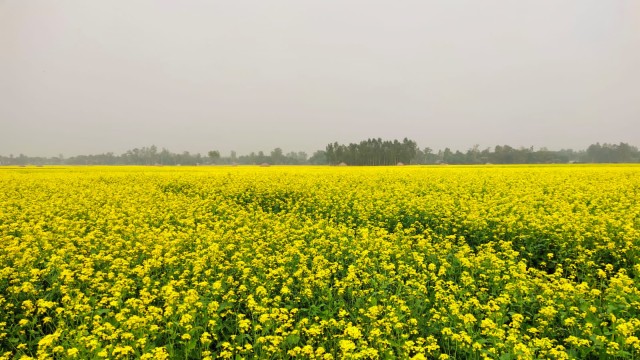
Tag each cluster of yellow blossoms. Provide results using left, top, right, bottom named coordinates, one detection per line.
left=1, top=165, right=639, bottom=359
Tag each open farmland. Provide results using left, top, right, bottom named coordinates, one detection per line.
left=1, top=165, right=640, bottom=359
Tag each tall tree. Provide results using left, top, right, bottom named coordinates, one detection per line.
left=208, top=150, right=221, bottom=164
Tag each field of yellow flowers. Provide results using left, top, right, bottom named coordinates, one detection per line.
left=1, top=165, right=639, bottom=359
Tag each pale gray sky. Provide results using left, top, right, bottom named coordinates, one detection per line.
left=1, top=1, right=639, bottom=156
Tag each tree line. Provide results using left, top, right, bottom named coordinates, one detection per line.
left=326, top=138, right=418, bottom=166
left=0, top=146, right=326, bottom=166
left=1, top=140, right=639, bottom=166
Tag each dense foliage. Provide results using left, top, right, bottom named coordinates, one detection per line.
left=1, top=165, right=640, bottom=359
left=2, top=142, right=639, bottom=166
left=325, top=138, right=418, bottom=166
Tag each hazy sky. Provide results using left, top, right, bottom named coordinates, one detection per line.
left=1, top=1, right=639, bottom=156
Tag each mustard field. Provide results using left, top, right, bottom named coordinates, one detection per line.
left=1, top=165, right=640, bottom=359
